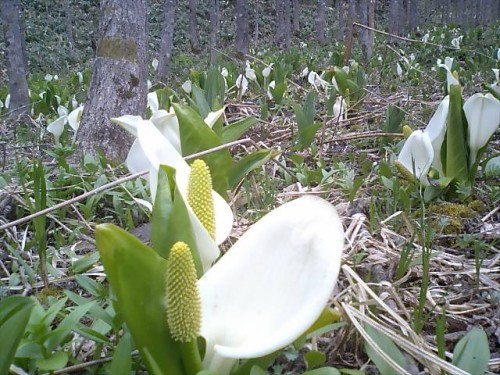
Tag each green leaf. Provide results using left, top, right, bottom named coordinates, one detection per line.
left=445, top=84, right=469, bottom=182
left=96, top=224, right=184, bottom=375
left=229, top=149, right=278, bottom=188
left=485, top=155, right=500, bottom=177
left=333, top=67, right=359, bottom=99
left=222, top=116, right=257, bottom=143
left=382, top=105, right=404, bottom=144
left=303, top=367, right=341, bottom=375
left=294, top=92, right=321, bottom=149
left=151, top=165, right=202, bottom=276
left=71, top=251, right=100, bottom=274
left=452, top=328, right=490, bottom=375
left=364, top=325, right=407, bottom=375
left=304, top=350, right=326, bottom=370
left=0, top=296, right=35, bottom=374
left=173, top=103, right=232, bottom=197
left=270, top=82, right=287, bottom=104
left=205, top=66, right=226, bottom=111
left=36, top=351, right=68, bottom=371
left=110, top=332, right=133, bottom=375
left=249, top=366, right=268, bottom=375
left=191, top=85, right=211, bottom=119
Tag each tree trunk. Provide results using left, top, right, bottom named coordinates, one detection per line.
left=0, top=0, right=29, bottom=116
left=358, top=0, right=369, bottom=60
left=235, top=0, right=249, bottom=57
left=63, top=0, right=75, bottom=55
left=316, top=0, right=326, bottom=45
left=407, top=0, right=418, bottom=31
left=188, top=0, right=200, bottom=53
left=275, top=0, right=285, bottom=48
left=337, top=0, right=345, bottom=43
left=209, top=0, right=219, bottom=64
left=366, top=0, right=375, bottom=60
left=292, top=0, right=299, bottom=33
left=77, top=0, right=148, bottom=163
left=283, top=0, right=291, bottom=48
left=157, top=0, right=177, bottom=82
left=389, top=0, right=401, bottom=38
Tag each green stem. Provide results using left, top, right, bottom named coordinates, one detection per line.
left=179, top=340, right=203, bottom=375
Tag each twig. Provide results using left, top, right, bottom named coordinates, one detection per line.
left=322, top=131, right=404, bottom=143
left=49, top=350, right=139, bottom=374
left=0, top=138, right=253, bottom=231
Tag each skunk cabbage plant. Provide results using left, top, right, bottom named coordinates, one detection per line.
left=97, top=179, right=344, bottom=374
left=397, top=60, right=500, bottom=198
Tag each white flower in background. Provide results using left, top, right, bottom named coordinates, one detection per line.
left=422, top=33, right=429, bottom=43
left=333, top=96, right=347, bottom=121
left=493, top=68, right=499, bottom=84
left=245, top=61, right=257, bottom=81
left=300, top=41, right=307, bottom=48
left=410, top=53, right=415, bottom=62
left=235, top=74, right=248, bottom=97
left=397, top=130, right=434, bottom=185
left=267, top=80, right=276, bottom=100
left=198, top=196, right=344, bottom=374
left=220, top=67, right=229, bottom=78
left=496, top=48, right=500, bottom=62
left=301, top=66, right=309, bottom=78
left=437, top=57, right=459, bottom=91
left=182, top=80, right=192, bottom=94
left=308, top=71, right=328, bottom=91
left=396, top=63, right=403, bottom=78
left=47, top=105, right=84, bottom=144
left=262, top=65, right=272, bottom=78
left=147, top=80, right=152, bottom=90
left=378, top=55, right=383, bottom=63
left=5, top=94, right=10, bottom=109
left=464, top=93, right=500, bottom=167
left=44, top=74, right=58, bottom=81
left=440, top=33, right=445, bottom=39
left=451, top=35, right=463, bottom=49
left=77, top=71, right=84, bottom=84
left=0, top=99, right=3, bottom=110
left=152, top=58, right=159, bottom=71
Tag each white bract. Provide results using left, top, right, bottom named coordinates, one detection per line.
left=397, top=130, right=434, bottom=185
left=245, top=61, right=257, bottom=81
left=47, top=105, right=84, bottom=144
left=308, top=71, right=328, bottom=91
left=235, top=74, right=248, bottom=97
left=262, top=65, right=272, bottom=78
left=464, top=93, right=500, bottom=166
left=396, top=63, right=403, bottom=78
left=437, top=57, right=459, bottom=91
left=451, top=35, right=463, bottom=49
left=113, top=113, right=232, bottom=272
left=181, top=80, right=192, bottom=94
left=198, top=196, right=344, bottom=374
left=424, top=96, right=449, bottom=175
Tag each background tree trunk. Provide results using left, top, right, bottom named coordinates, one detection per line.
left=358, top=0, right=369, bottom=60
left=209, top=0, right=219, bottom=64
left=389, top=0, right=401, bottom=39
left=275, top=0, right=285, bottom=48
left=283, top=0, right=292, bottom=48
left=188, top=0, right=200, bottom=53
left=77, top=0, right=148, bottom=163
left=235, top=0, right=249, bottom=57
left=316, top=0, right=326, bottom=45
left=0, top=0, right=30, bottom=116
left=407, top=0, right=419, bottom=31
left=63, top=0, right=75, bottom=56
left=157, top=0, right=177, bottom=82
left=337, top=0, right=345, bottom=42
left=292, top=0, right=299, bottom=33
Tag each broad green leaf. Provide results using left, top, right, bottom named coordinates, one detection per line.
left=303, top=368, right=341, bottom=375
left=205, top=66, right=226, bottom=111
left=340, top=369, right=365, bottom=375
left=222, top=116, right=257, bottom=143
left=229, top=149, right=278, bottom=188
left=173, top=103, right=232, bottom=197
left=333, top=67, right=359, bottom=99
left=0, top=296, right=35, bottom=374
left=249, top=366, right=268, bottom=375
left=452, top=328, right=490, bottom=375
left=445, top=84, right=469, bottom=182
left=36, top=351, right=68, bottom=371
left=71, top=251, right=100, bottom=274
left=364, top=325, right=407, bottom=375
left=294, top=92, right=320, bottom=149
left=151, top=165, right=202, bottom=276
left=63, top=290, right=114, bottom=328
left=110, top=332, right=132, bottom=375
left=96, top=224, right=184, bottom=375
left=75, top=275, right=106, bottom=298
left=304, top=350, right=326, bottom=370
left=382, top=105, right=404, bottom=145
left=270, top=82, right=287, bottom=104
left=191, top=84, right=211, bottom=119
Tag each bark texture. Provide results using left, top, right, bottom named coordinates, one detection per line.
left=209, top=0, right=219, bottom=64
left=77, top=0, right=148, bottom=163
left=188, top=0, right=200, bottom=53
left=0, top=0, right=29, bottom=115
left=63, top=0, right=75, bottom=54
left=291, top=0, right=299, bottom=32
left=316, top=0, right=326, bottom=44
left=235, top=0, right=249, bottom=57
left=157, top=0, right=177, bottom=82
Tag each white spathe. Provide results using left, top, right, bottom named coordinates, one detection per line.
left=437, top=57, right=459, bottom=92
left=464, top=93, right=500, bottom=166
left=424, top=96, right=449, bottom=175
left=397, top=130, right=434, bottom=185
left=198, top=196, right=344, bottom=374
left=113, top=115, right=233, bottom=272
left=47, top=105, right=84, bottom=144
